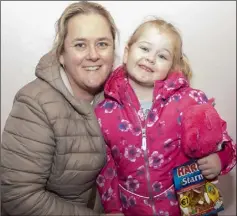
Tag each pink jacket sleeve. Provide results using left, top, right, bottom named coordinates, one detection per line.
left=217, top=119, right=236, bottom=174
left=96, top=144, right=122, bottom=213
left=193, top=91, right=236, bottom=174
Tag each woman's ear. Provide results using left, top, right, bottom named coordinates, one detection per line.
left=123, top=45, right=129, bottom=64
left=59, top=54, right=64, bottom=66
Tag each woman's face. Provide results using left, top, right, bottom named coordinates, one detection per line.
left=60, top=13, right=114, bottom=96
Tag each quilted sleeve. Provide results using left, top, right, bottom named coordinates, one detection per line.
left=185, top=89, right=236, bottom=174
left=216, top=119, right=236, bottom=175
left=1, top=94, right=100, bottom=216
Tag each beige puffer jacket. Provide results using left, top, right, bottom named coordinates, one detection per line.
left=1, top=51, right=107, bottom=215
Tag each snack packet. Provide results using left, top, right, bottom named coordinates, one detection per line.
left=173, top=160, right=224, bottom=216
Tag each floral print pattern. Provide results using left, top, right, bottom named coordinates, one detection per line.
left=120, top=192, right=129, bottom=209
left=102, top=187, right=113, bottom=201
left=152, top=181, right=163, bottom=192
left=157, top=210, right=170, bottom=216
left=189, top=90, right=208, bottom=104
left=118, top=119, right=131, bottom=132
left=111, top=145, right=120, bottom=159
left=136, top=165, right=145, bottom=176
left=103, top=101, right=118, bottom=113
left=124, top=145, right=142, bottom=162
left=95, top=67, right=236, bottom=216
left=147, top=109, right=159, bottom=127
left=104, top=167, right=116, bottom=179
left=96, top=174, right=105, bottom=188
left=149, top=151, right=164, bottom=169
left=125, top=175, right=140, bottom=192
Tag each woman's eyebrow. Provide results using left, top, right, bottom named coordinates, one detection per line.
left=72, top=37, right=113, bottom=43
left=72, top=38, right=87, bottom=43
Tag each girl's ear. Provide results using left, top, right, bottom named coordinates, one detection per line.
left=172, top=62, right=181, bottom=72
left=123, top=45, right=129, bottom=64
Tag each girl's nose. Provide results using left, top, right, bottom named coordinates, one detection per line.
left=145, top=54, right=156, bottom=64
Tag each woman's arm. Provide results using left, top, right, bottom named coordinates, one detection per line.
left=1, top=94, right=99, bottom=216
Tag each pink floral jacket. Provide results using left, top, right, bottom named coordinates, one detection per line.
left=95, top=66, right=236, bottom=216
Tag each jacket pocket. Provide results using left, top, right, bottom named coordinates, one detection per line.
left=118, top=184, right=153, bottom=216
left=153, top=184, right=181, bottom=216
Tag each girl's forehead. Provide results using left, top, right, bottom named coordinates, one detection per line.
left=136, top=26, right=174, bottom=46
left=138, top=25, right=171, bottom=39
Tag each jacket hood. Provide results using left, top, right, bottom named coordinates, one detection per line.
left=35, top=51, right=104, bottom=115
left=104, top=65, right=190, bottom=104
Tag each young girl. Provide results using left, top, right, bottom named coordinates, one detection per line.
left=95, top=18, right=236, bottom=216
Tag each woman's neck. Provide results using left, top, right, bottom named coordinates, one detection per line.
left=129, top=78, right=153, bottom=102
left=69, top=79, right=95, bottom=102
left=61, top=68, right=94, bottom=103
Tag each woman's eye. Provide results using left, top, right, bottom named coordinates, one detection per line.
left=140, top=46, right=149, bottom=52
left=98, top=42, right=109, bottom=48
left=75, top=43, right=86, bottom=49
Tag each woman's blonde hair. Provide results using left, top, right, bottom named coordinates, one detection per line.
left=127, top=17, right=192, bottom=81
left=53, top=1, right=118, bottom=62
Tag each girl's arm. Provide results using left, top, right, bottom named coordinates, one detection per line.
left=216, top=119, right=236, bottom=174
left=97, top=144, right=123, bottom=214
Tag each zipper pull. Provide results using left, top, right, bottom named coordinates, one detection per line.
left=141, top=128, right=147, bottom=151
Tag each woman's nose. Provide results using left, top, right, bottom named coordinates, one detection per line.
left=87, top=46, right=99, bottom=61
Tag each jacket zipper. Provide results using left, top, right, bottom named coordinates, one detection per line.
left=141, top=128, right=156, bottom=216
left=126, top=93, right=157, bottom=216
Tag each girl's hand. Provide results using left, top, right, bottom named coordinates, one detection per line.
left=197, top=153, right=221, bottom=179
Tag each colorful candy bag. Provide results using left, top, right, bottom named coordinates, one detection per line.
left=173, top=160, right=224, bottom=216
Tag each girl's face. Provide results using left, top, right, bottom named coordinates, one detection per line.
left=123, top=25, right=174, bottom=87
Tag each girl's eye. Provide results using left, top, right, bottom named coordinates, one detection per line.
left=158, top=54, right=167, bottom=60
left=98, top=42, right=109, bottom=48
left=140, top=46, right=149, bottom=52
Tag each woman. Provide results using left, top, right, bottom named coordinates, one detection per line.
left=1, top=2, right=122, bottom=215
